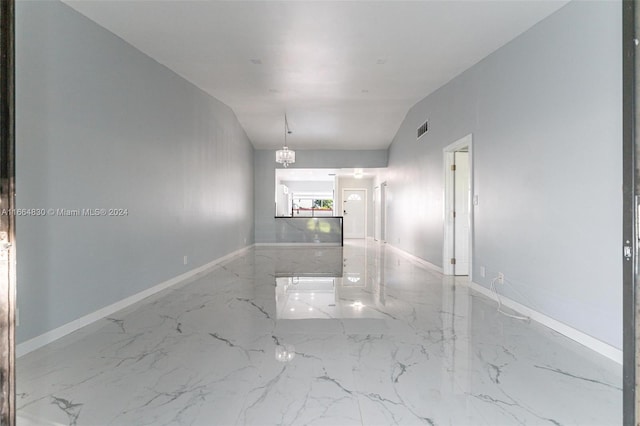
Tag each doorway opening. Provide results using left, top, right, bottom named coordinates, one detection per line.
left=374, top=182, right=387, bottom=243
left=275, top=169, right=336, bottom=217
left=443, top=134, right=473, bottom=277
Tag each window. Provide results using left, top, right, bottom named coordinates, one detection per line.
left=293, top=198, right=334, bottom=217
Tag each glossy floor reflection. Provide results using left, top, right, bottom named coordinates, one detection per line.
left=17, top=240, right=621, bottom=425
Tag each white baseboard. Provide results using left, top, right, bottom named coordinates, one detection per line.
left=469, top=281, right=623, bottom=365
left=16, top=245, right=253, bottom=358
left=254, top=242, right=342, bottom=247
left=379, top=243, right=622, bottom=364
left=385, top=243, right=444, bottom=273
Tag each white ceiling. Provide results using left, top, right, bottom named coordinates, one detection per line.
left=63, top=0, right=569, bottom=150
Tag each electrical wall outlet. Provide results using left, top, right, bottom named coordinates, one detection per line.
left=480, top=266, right=486, bottom=278
left=497, top=272, right=504, bottom=284
left=183, top=255, right=188, bottom=265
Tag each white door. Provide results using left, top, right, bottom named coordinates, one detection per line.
left=374, top=186, right=381, bottom=241
left=453, top=152, right=470, bottom=275
left=380, top=183, right=387, bottom=243
left=343, top=189, right=366, bottom=239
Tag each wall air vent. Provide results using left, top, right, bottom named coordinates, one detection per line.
left=417, top=120, right=429, bottom=140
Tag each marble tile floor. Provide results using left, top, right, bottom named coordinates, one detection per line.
left=17, top=240, right=622, bottom=425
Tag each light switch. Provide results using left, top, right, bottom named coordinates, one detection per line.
left=473, top=195, right=479, bottom=205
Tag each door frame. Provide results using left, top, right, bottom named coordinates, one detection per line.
left=374, top=185, right=381, bottom=241
left=443, top=134, right=473, bottom=277
left=380, top=182, right=387, bottom=243
left=373, top=182, right=387, bottom=242
left=342, top=188, right=367, bottom=239
left=622, top=1, right=636, bottom=424
left=0, top=0, right=16, bottom=424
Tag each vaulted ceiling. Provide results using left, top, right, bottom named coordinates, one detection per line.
left=63, top=0, right=569, bottom=150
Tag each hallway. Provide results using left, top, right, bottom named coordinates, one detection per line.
left=16, top=241, right=621, bottom=425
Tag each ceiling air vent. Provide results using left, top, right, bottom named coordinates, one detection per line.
left=417, top=120, right=429, bottom=140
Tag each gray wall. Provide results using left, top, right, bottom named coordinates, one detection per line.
left=255, top=150, right=387, bottom=243
left=386, top=1, right=622, bottom=348
left=16, top=1, right=254, bottom=343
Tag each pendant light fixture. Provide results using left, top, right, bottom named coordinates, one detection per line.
left=275, top=114, right=295, bottom=168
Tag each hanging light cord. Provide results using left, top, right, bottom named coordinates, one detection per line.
left=284, top=114, right=291, bottom=147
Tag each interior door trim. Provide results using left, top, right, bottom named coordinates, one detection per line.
left=0, top=0, right=16, bottom=424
